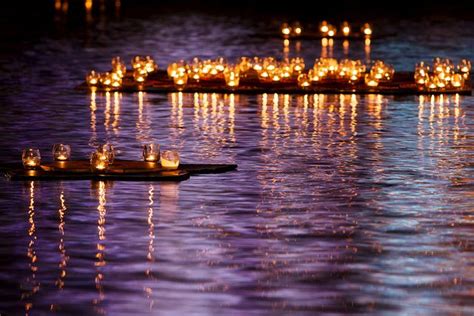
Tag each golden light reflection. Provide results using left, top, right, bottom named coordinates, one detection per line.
left=136, top=91, right=152, bottom=143
left=170, top=92, right=185, bottom=149
left=145, top=184, right=155, bottom=311
left=104, top=91, right=111, bottom=133
left=365, top=38, right=371, bottom=63
left=343, top=40, right=349, bottom=56
left=55, top=190, right=69, bottom=290
left=89, top=88, right=97, bottom=147
left=93, top=181, right=107, bottom=311
left=22, top=181, right=40, bottom=313
left=112, top=91, right=121, bottom=137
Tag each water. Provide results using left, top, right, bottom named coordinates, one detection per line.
left=0, top=9, right=473, bottom=315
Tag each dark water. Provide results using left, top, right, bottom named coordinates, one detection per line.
left=0, top=8, right=473, bottom=315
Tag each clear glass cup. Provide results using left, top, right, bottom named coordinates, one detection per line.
left=143, top=144, right=160, bottom=162
left=97, top=144, right=115, bottom=164
left=160, top=150, right=180, bottom=170
left=22, top=148, right=41, bottom=169
left=52, top=144, right=71, bottom=161
left=224, top=65, right=240, bottom=87
left=90, top=151, right=109, bottom=172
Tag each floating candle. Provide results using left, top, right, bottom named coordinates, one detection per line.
left=22, top=148, right=41, bottom=169
left=143, top=144, right=160, bottom=162
left=161, top=150, right=180, bottom=170
left=52, top=144, right=71, bottom=161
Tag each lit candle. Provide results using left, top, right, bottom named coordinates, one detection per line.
left=97, top=144, right=115, bottom=164
left=133, top=70, right=147, bottom=83
left=320, top=21, right=329, bottom=35
left=160, top=150, right=180, bottom=170
left=365, top=74, right=379, bottom=87
left=292, top=22, right=302, bottom=36
left=143, top=144, right=160, bottom=162
left=281, top=23, right=291, bottom=37
left=22, top=148, right=41, bottom=169
left=224, top=65, right=241, bottom=87
left=291, top=57, right=305, bottom=74
left=451, top=73, right=464, bottom=88
left=86, top=70, right=99, bottom=86
left=173, top=72, right=188, bottom=89
left=52, top=144, right=71, bottom=161
left=362, top=23, right=372, bottom=36
left=297, top=73, right=311, bottom=88
left=341, top=21, right=350, bottom=36
left=90, top=152, right=109, bottom=171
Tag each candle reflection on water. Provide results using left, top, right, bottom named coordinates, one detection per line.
left=55, top=190, right=69, bottom=290
left=145, top=184, right=155, bottom=311
left=93, top=181, right=107, bottom=312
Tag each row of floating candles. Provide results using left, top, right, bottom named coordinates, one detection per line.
left=281, top=21, right=372, bottom=38
left=86, top=55, right=470, bottom=91
left=22, top=144, right=180, bottom=171
left=415, top=58, right=471, bottom=91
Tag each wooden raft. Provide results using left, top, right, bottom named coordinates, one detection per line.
left=1, top=160, right=237, bottom=181
left=77, top=70, right=472, bottom=95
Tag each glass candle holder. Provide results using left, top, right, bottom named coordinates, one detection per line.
left=365, top=74, right=379, bottom=87
left=52, top=144, right=71, bottom=161
left=224, top=65, right=240, bottom=87
left=320, top=21, right=329, bottom=35
left=143, top=144, right=160, bottom=162
left=281, top=23, right=291, bottom=37
left=90, top=151, right=109, bottom=172
left=97, top=144, right=115, bottom=164
left=292, top=22, right=302, bottom=36
left=297, top=74, right=311, bottom=88
left=86, top=70, right=99, bottom=86
left=173, top=72, right=188, bottom=89
left=22, top=148, right=41, bottom=169
left=161, top=150, right=180, bottom=170
left=362, top=23, right=372, bottom=36
left=451, top=73, right=464, bottom=88
left=341, top=21, right=351, bottom=36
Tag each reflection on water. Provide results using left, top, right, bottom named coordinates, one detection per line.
left=0, top=12, right=474, bottom=316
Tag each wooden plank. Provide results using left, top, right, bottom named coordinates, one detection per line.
left=1, top=161, right=238, bottom=182
left=77, top=70, right=472, bottom=95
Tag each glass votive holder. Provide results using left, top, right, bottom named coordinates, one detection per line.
left=86, top=70, right=99, bottom=86
left=90, top=151, right=109, bottom=172
left=160, top=150, right=180, bottom=170
left=224, top=65, right=240, bottom=87
left=22, top=148, right=41, bottom=169
left=143, top=144, right=160, bottom=162
left=173, top=72, right=188, bottom=89
left=97, top=144, right=115, bottom=164
left=52, top=144, right=71, bottom=161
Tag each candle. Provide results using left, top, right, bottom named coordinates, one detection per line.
left=320, top=21, right=329, bottom=35
left=161, top=150, right=180, bottom=170
left=362, top=23, right=372, bottom=36
left=90, top=152, right=109, bottom=172
left=173, top=72, right=188, bottom=89
left=86, top=70, right=99, bottom=86
left=297, top=73, right=311, bottom=88
left=451, top=73, right=464, bottom=88
left=97, top=144, right=115, bottom=164
left=133, top=70, right=147, bottom=83
left=281, top=23, right=291, bottom=37
left=224, top=65, right=241, bottom=87
left=22, top=148, right=41, bottom=169
left=365, top=74, right=379, bottom=87
left=292, top=22, right=302, bottom=36
left=52, top=144, right=71, bottom=161
left=143, top=144, right=160, bottom=162
left=341, top=21, right=350, bottom=36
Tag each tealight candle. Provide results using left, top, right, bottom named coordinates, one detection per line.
left=365, top=74, right=379, bottom=87
left=86, top=70, right=99, bottom=86
left=161, top=150, right=180, bottom=170
left=362, top=23, right=372, bottom=36
left=97, top=144, right=115, bottom=164
left=133, top=70, right=147, bottom=83
left=22, top=148, right=41, bottom=169
left=224, top=65, right=241, bottom=87
left=144, top=56, right=158, bottom=73
left=320, top=21, right=329, bottom=35
left=90, top=152, right=109, bottom=172
left=292, top=22, right=302, bottom=36
left=341, top=21, right=350, bottom=36
left=143, top=144, right=160, bottom=162
left=281, top=23, right=291, bottom=37
left=173, top=72, right=188, bottom=89
left=238, top=57, right=251, bottom=73
left=451, top=73, right=464, bottom=88
left=297, top=73, right=311, bottom=88
left=52, top=144, right=71, bottom=161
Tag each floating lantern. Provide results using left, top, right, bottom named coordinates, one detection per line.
left=308, top=69, right=320, bottom=82
left=144, top=56, right=158, bottom=73
left=52, top=144, right=71, bottom=161
left=112, top=57, right=127, bottom=78
left=224, top=65, right=241, bottom=87
left=100, top=72, right=113, bottom=88
left=365, top=74, right=379, bottom=87
left=252, top=57, right=263, bottom=72
left=167, top=60, right=187, bottom=79
left=97, top=144, right=115, bottom=164
left=320, top=21, right=329, bottom=35
left=264, top=57, right=277, bottom=72
left=292, top=22, right=302, bottom=36
left=291, top=57, right=305, bottom=74
left=327, top=25, right=336, bottom=37
left=238, top=57, right=252, bottom=73
left=270, top=68, right=282, bottom=82
left=90, top=151, right=109, bottom=172
left=133, top=70, right=147, bottom=83
left=173, top=72, right=188, bottom=89
left=451, top=73, right=464, bottom=88
left=297, top=73, right=311, bottom=88
left=132, top=56, right=145, bottom=70
left=370, top=60, right=394, bottom=81
left=22, top=149, right=41, bottom=169
left=362, top=23, right=372, bottom=36
left=457, top=59, right=471, bottom=79
left=214, top=57, right=226, bottom=72
left=86, top=70, right=100, bottom=86
left=424, top=77, right=437, bottom=90
left=161, top=150, right=180, bottom=170
left=143, top=144, right=160, bottom=162
left=341, top=21, right=350, bottom=36
left=281, top=23, right=291, bottom=37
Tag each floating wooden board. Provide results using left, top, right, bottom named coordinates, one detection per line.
left=1, top=160, right=237, bottom=182
left=77, top=70, right=472, bottom=95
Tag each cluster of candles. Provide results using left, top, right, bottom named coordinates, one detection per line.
left=414, top=58, right=471, bottom=91
left=86, top=56, right=158, bottom=89
left=21, top=144, right=180, bottom=171
left=298, top=59, right=393, bottom=88
left=166, top=56, right=394, bottom=89
left=280, top=21, right=372, bottom=38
